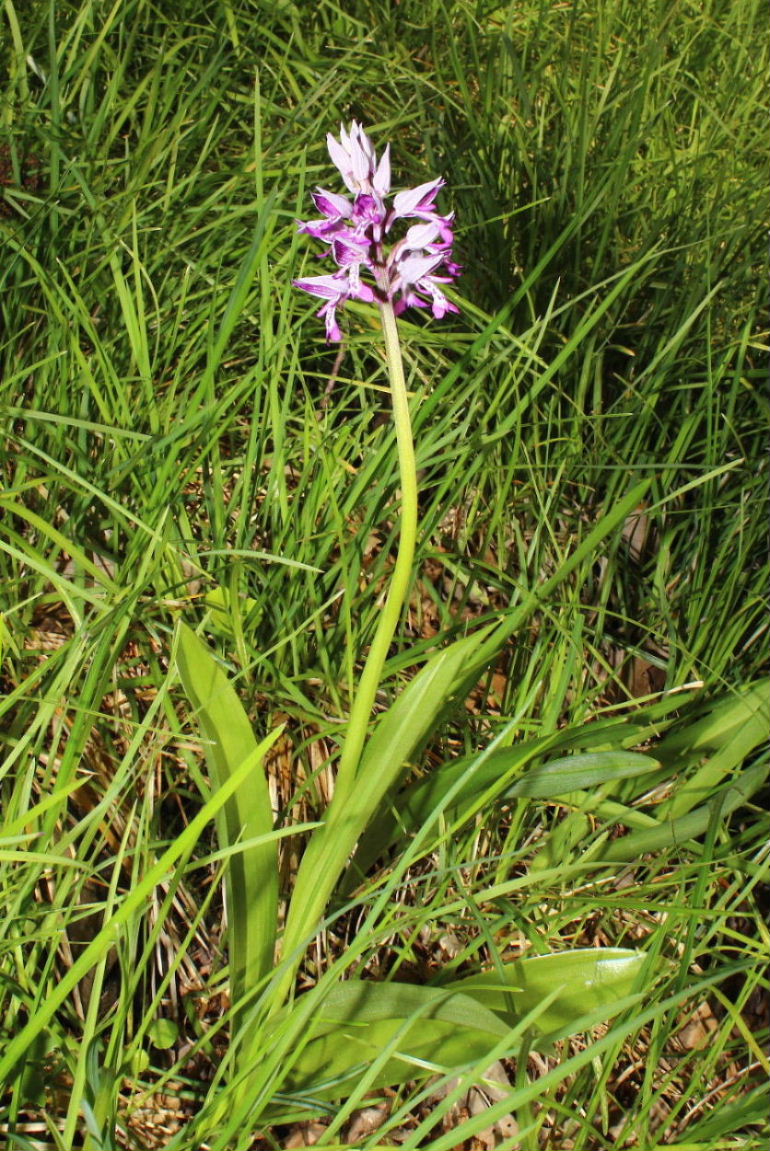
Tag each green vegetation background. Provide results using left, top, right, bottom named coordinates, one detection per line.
left=0, top=0, right=767, bottom=1147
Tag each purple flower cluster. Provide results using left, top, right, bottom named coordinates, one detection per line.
left=294, top=122, right=460, bottom=341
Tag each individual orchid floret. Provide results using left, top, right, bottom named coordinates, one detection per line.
left=293, top=270, right=375, bottom=342
left=298, top=188, right=354, bottom=241
left=294, top=121, right=460, bottom=339
left=391, top=178, right=446, bottom=225
left=390, top=252, right=460, bottom=319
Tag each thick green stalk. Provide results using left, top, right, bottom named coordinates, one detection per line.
left=331, top=298, right=418, bottom=807
left=272, top=299, right=418, bottom=1006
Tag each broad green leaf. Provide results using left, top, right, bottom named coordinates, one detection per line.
left=277, top=948, right=645, bottom=1100
left=175, top=622, right=278, bottom=1012
left=356, top=623, right=500, bottom=783
left=280, top=627, right=499, bottom=981
left=654, top=680, right=769, bottom=820
left=598, top=759, right=769, bottom=862
left=446, top=947, right=647, bottom=1043
left=204, top=584, right=263, bottom=637
left=279, top=981, right=512, bottom=1098
left=506, top=751, right=661, bottom=799
left=351, top=746, right=659, bottom=882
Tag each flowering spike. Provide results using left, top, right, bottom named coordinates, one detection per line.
left=295, top=122, right=460, bottom=339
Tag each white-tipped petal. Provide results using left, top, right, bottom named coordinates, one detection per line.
left=392, top=177, right=444, bottom=218
left=402, top=221, right=441, bottom=249
left=374, top=143, right=391, bottom=197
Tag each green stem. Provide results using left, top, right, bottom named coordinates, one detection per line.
left=331, top=298, right=418, bottom=806
left=273, top=300, right=418, bottom=1006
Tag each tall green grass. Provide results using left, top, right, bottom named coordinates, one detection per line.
left=1, top=0, right=767, bottom=1147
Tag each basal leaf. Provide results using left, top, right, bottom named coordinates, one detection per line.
left=277, top=981, right=513, bottom=1099
left=446, top=948, right=647, bottom=1043
left=654, top=679, right=769, bottom=820
left=281, top=627, right=499, bottom=973
left=276, top=948, right=645, bottom=1100
left=350, top=745, right=659, bottom=882
left=175, top=622, right=278, bottom=1013
left=506, top=751, right=660, bottom=799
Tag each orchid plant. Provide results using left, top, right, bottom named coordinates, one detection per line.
left=173, top=122, right=659, bottom=1127
left=290, top=122, right=461, bottom=813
